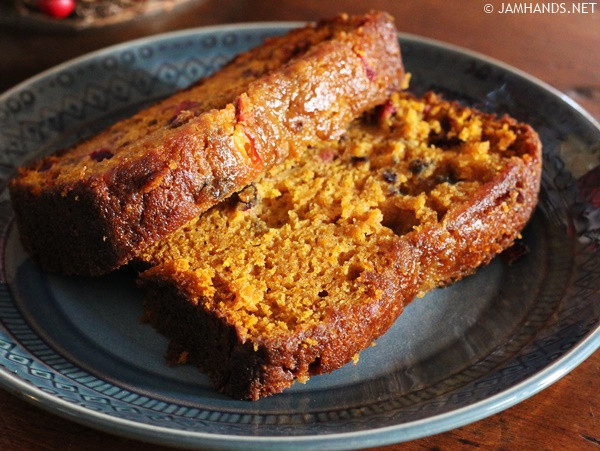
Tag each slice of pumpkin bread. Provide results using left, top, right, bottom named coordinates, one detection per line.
left=137, top=91, right=542, bottom=400
left=9, top=11, right=404, bottom=275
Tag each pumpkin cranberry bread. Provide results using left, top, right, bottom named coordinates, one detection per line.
left=138, top=91, right=542, bottom=400
left=9, top=11, right=404, bottom=275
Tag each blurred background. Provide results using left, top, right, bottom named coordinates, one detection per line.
left=1, top=0, right=599, bottom=119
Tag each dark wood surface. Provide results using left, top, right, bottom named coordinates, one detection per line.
left=0, top=1, right=598, bottom=449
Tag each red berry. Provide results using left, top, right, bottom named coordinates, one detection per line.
left=37, top=0, right=76, bottom=19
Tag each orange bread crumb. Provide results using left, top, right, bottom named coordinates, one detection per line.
left=139, top=92, right=542, bottom=400
left=9, top=11, right=404, bottom=275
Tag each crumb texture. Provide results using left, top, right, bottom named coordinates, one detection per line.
left=139, top=91, right=542, bottom=399
left=9, top=10, right=404, bottom=275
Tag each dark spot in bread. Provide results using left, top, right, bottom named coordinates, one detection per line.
left=382, top=169, right=397, bottom=183
left=89, top=148, right=113, bottom=162
left=409, top=158, right=428, bottom=174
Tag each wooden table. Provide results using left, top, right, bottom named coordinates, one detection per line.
left=0, top=1, right=598, bottom=449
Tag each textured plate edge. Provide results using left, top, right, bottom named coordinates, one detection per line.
left=0, top=23, right=598, bottom=450
left=399, top=31, right=600, bottom=131
left=0, top=328, right=598, bottom=451
left=5, top=23, right=597, bottom=133
left=0, top=21, right=306, bottom=104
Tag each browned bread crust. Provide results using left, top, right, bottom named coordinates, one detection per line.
left=138, top=92, right=542, bottom=400
left=141, top=238, right=418, bottom=399
left=409, top=118, right=542, bottom=294
left=9, top=11, right=404, bottom=275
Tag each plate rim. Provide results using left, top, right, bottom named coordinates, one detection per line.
left=2, top=22, right=598, bottom=133
left=0, top=326, right=598, bottom=450
left=0, top=22, right=599, bottom=450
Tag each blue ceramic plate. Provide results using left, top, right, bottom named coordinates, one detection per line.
left=0, top=24, right=599, bottom=450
